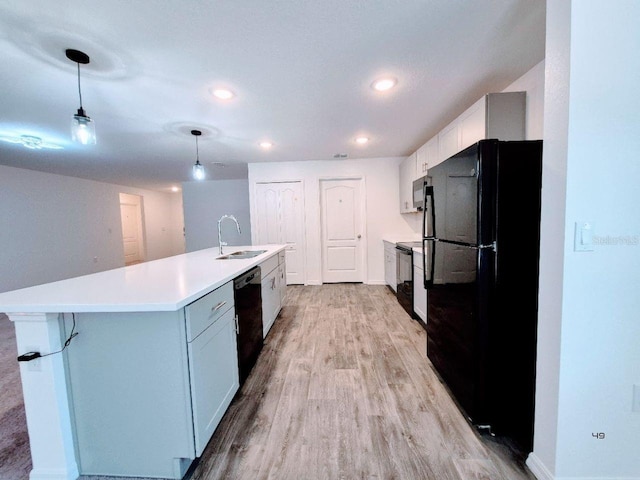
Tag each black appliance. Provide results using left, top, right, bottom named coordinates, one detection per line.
left=234, top=267, right=263, bottom=386
left=412, top=175, right=432, bottom=211
left=422, top=139, right=542, bottom=451
left=395, top=241, right=422, bottom=319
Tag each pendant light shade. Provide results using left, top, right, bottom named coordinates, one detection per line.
left=191, top=130, right=205, bottom=180
left=66, top=49, right=96, bottom=145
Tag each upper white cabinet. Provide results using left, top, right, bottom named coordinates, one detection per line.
left=437, top=92, right=526, bottom=169
left=416, top=136, right=438, bottom=177
left=400, top=91, right=526, bottom=214
left=399, top=152, right=417, bottom=213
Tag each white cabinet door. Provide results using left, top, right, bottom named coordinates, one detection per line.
left=383, top=241, right=397, bottom=292
left=278, top=263, right=286, bottom=305
left=424, top=136, right=439, bottom=171
left=187, top=308, right=239, bottom=457
left=438, top=122, right=461, bottom=164
left=261, top=267, right=280, bottom=337
left=459, top=97, right=486, bottom=151
left=413, top=262, right=427, bottom=323
left=416, top=144, right=428, bottom=177
left=253, top=182, right=305, bottom=284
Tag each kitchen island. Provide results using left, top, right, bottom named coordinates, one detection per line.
left=0, top=244, right=286, bottom=480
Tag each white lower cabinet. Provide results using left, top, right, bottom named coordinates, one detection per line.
left=384, top=241, right=397, bottom=292
left=278, top=252, right=287, bottom=307
left=187, top=307, right=238, bottom=457
left=65, top=281, right=240, bottom=479
left=260, top=251, right=286, bottom=338
left=413, top=250, right=427, bottom=323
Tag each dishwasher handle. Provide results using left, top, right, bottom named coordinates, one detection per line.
left=234, top=267, right=262, bottom=289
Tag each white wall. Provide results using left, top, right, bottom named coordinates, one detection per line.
left=248, top=157, right=417, bottom=285
left=503, top=60, right=545, bottom=140
left=0, top=165, right=185, bottom=293
left=529, top=1, right=640, bottom=479
left=181, top=179, right=252, bottom=253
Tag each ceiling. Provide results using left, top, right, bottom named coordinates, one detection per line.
left=0, top=1, right=545, bottom=192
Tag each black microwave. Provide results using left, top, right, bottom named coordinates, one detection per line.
left=412, top=175, right=431, bottom=211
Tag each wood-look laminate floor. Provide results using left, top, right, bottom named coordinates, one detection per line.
left=190, top=285, right=536, bottom=480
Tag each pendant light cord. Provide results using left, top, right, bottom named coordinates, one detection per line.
left=195, top=135, right=200, bottom=162
left=77, top=62, right=83, bottom=109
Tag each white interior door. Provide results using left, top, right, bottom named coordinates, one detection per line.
left=119, top=193, right=145, bottom=266
left=253, top=182, right=305, bottom=284
left=320, top=178, right=365, bottom=283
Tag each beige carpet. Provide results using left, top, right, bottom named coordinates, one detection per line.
left=0, top=313, right=32, bottom=480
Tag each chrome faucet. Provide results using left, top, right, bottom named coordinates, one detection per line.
left=218, top=214, right=241, bottom=255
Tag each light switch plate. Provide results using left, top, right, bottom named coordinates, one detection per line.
left=574, top=221, right=595, bottom=252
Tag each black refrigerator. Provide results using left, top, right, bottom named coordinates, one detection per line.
left=421, top=139, right=542, bottom=451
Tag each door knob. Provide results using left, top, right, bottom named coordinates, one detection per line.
left=357, top=234, right=362, bottom=239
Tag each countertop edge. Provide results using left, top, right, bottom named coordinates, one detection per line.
left=0, top=245, right=286, bottom=314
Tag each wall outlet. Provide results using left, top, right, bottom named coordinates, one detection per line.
left=633, top=384, right=640, bottom=412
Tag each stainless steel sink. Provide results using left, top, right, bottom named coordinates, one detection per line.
left=217, top=249, right=267, bottom=260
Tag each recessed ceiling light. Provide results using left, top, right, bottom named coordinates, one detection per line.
left=355, top=136, right=369, bottom=145
left=259, top=141, right=273, bottom=149
left=371, top=77, right=397, bottom=92
left=211, top=88, right=235, bottom=100
left=171, top=186, right=180, bottom=192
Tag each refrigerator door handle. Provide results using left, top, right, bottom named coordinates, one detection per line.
left=422, top=185, right=436, bottom=238
left=422, top=239, right=435, bottom=288
left=477, top=241, right=497, bottom=252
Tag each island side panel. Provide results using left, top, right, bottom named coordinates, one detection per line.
left=10, top=312, right=80, bottom=480
left=64, top=310, right=195, bottom=479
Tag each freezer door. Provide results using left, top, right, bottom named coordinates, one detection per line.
left=427, top=149, right=479, bottom=245
left=425, top=140, right=498, bottom=247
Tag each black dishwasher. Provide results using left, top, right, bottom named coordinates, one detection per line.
left=234, top=267, right=263, bottom=385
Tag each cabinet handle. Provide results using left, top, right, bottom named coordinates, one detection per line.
left=271, top=277, right=276, bottom=289
left=212, top=300, right=227, bottom=312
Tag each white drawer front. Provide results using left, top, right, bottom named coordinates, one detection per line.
left=260, top=254, right=279, bottom=277
left=185, top=282, right=234, bottom=342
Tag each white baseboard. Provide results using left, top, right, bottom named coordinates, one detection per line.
left=526, top=453, right=554, bottom=480
left=525, top=454, right=640, bottom=480
left=366, top=280, right=386, bottom=285
left=29, top=465, right=79, bottom=480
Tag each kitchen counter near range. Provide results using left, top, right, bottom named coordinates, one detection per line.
left=382, top=235, right=421, bottom=245
left=0, top=244, right=285, bottom=313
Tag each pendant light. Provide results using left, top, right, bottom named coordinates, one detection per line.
left=66, top=49, right=96, bottom=145
left=191, top=130, right=205, bottom=180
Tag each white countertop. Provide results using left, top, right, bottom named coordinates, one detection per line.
left=0, top=245, right=286, bottom=314
left=382, top=236, right=421, bottom=245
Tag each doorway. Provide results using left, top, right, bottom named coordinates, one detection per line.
left=320, top=178, right=366, bottom=283
left=119, top=193, right=145, bottom=266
